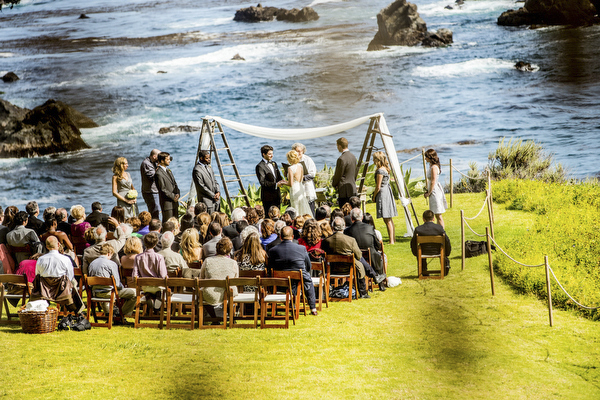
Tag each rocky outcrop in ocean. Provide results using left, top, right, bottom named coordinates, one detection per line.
left=234, top=4, right=319, bottom=23
left=0, top=99, right=93, bottom=158
left=367, top=0, right=453, bottom=51
left=2, top=72, right=19, bottom=82
left=498, top=0, right=598, bottom=26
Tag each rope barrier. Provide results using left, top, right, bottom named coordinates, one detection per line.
left=398, top=153, right=423, bottom=165
left=487, top=235, right=545, bottom=268
left=462, top=218, right=486, bottom=238
left=451, top=164, right=487, bottom=180
left=464, top=196, right=488, bottom=221
left=548, top=267, right=600, bottom=310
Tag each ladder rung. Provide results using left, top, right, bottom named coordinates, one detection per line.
left=233, top=195, right=247, bottom=198
left=221, top=163, right=234, bottom=167
left=357, top=177, right=366, bottom=181
left=225, top=179, right=240, bottom=183
left=216, top=147, right=229, bottom=151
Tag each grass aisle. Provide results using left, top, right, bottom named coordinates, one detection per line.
left=1, top=194, right=599, bottom=399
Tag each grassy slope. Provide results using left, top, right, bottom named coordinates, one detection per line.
left=1, top=193, right=600, bottom=399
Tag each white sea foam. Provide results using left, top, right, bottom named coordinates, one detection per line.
left=168, top=17, right=232, bottom=30
left=412, top=58, right=535, bottom=78
left=0, top=53, right=15, bottom=58
left=419, top=0, right=517, bottom=17
left=308, top=0, right=345, bottom=6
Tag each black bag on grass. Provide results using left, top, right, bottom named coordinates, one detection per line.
left=464, top=240, right=495, bottom=258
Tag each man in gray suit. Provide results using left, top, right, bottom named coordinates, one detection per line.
left=155, top=152, right=180, bottom=223
left=192, top=150, right=221, bottom=213
left=331, top=137, right=358, bottom=208
left=140, top=149, right=161, bottom=219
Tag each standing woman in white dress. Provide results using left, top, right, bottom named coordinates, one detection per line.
left=292, top=143, right=317, bottom=215
left=112, top=157, right=139, bottom=219
left=423, top=149, right=448, bottom=229
left=284, top=150, right=313, bottom=217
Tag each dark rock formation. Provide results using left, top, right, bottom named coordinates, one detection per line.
left=277, top=7, right=319, bottom=22
left=2, top=72, right=19, bottom=82
left=0, top=99, right=92, bottom=158
left=78, top=14, right=89, bottom=19
left=515, top=61, right=536, bottom=71
left=367, top=0, right=452, bottom=51
left=498, top=0, right=597, bottom=26
left=157, top=71, right=167, bottom=74
left=158, top=125, right=201, bottom=134
left=234, top=4, right=318, bottom=23
left=231, top=53, right=246, bottom=61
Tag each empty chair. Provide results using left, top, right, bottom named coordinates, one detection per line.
left=134, top=277, right=167, bottom=329
left=310, top=259, right=328, bottom=311
left=165, top=277, right=198, bottom=330
left=0, top=274, right=31, bottom=325
left=197, top=279, right=229, bottom=329
left=228, top=277, right=260, bottom=329
left=272, top=270, right=307, bottom=320
left=259, top=277, right=295, bottom=329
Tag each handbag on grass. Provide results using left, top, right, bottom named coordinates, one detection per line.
left=464, top=240, right=495, bottom=258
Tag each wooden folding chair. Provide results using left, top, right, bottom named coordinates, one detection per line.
left=259, top=277, right=295, bottom=329
left=416, top=234, right=446, bottom=280
left=228, top=277, right=260, bottom=329
left=134, top=277, right=167, bottom=329
left=325, top=254, right=357, bottom=302
left=380, top=240, right=388, bottom=274
left=361, top=248, right=375, bottom=292
left=165, top=277, right=197, bottom=330
left=84, top=274, right=123, bottom=329
left=197, top=279, right=228, bottom=329
left=120, top=265, right=134, bottom=288
left=272, top=270, right=307, bottom=320
left=311, top=259, right=328, bottom=311
left=0, top=274, right=31, bottom=325
left=188, top=260, right=202, bottom=270
left=73, top=267, right=85, bottom=298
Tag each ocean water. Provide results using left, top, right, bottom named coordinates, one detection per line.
left=1, top=0, right=599, bottom=212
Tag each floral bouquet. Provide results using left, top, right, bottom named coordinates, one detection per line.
left=126, top=189, right=138, bottom=199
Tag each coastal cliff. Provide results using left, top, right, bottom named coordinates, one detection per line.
left=498, top=0, right=598, bottom=26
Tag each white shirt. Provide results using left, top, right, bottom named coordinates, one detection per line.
left=262, top=158, right=275, bottom=176
left=36, top=250, right=74, bottom=281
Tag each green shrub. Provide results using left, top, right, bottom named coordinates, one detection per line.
left=492, top=179, right=600, bottom=320
left=451, top=161, right=487, bottom=193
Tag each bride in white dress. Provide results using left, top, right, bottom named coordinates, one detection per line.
left=285, top=150, right=313, bottom=217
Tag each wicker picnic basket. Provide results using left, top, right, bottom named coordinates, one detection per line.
left=18, top=306, right=59, bottom=334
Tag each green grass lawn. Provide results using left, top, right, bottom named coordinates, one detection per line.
left=2, top=193, right=600, bottom=399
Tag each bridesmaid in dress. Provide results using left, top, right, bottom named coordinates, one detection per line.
left=372, top=152, right=398, bottom=245
left=423, top=148, right=448, bottom=229
left=112, top=157, right=139, bottom=219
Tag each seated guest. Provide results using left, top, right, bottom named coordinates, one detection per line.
left=70, top=205, right=91, bottom=256
left=15, top=253, right=41, bottom=283
left=88, top=243, right=136, bottom=319
left=284, top=207, right=297, bottom=220
left=234, top=231, right=266, bottom=291
left=410, top=210, right=452, bottom=276
left=180, top=228, right=202, bottom=266
left=200, top=237, right=239, bottom=317
left=158, top=231, right=187, bottom=274
left=260, top=219, right=277, bottom=249
left=223, top=207, right=245, bottom=239
left=321, top=217, right=385, bottom=299
left=133, top=233, right=167, bottom=310
left=344, top=208, right=386, bottom=291
left=6, top=211, right=43, bottom=264
left=126, top=217, right=142, bottom=238
left=145, top=219, right=163, bottom=251
left=40, top=215, right=75, bottom=257
left=0, top=206, right=8, bottom=245
left=265, top=220, right=287, bottom=251
left=231, top=220, right=248, bottom=251
left=202, top=222, right=222, bottom=260
left=319, top=221, right=333, bottom=239
left=192, top=202, right=207, bottom=231
left=82, top=218, right=127, bottom=275
left=137, top=211, right=152, bottom=236
left=162, top=219, right=180, bottom=252
left=298, top=219, right=323, bottom=255
left=341, top=202, right=353, bottom=227
left=254, top=204, right=265, bottom=226
left=3, top=206, right=18, bottom=230
left=268, top=205, right=281, bottom=222
left=30, top=236, right=83, bottom=313
left=268, top=226, right=318, bottom=316
left=25, top=201, right=45, bottom=236
left=246, top=208, right=260, bottom=229
left=211, top=212, right=228, bottom=233
left=293, top=215, right=305, bottom=234
left=86, top=201, right=110, bottom=228
left=120, top=236, right=143, bottom=279
left=315, top=206, right=328, bottom=223
left=195, top=213, right=211, bottom=244
left=43, top=207, right=57, bottom=224
left=330, top=209, right=344, bottom=225
left=55, top=208, right=71, bottom=235
left=363, top=212, right=383, bottom=242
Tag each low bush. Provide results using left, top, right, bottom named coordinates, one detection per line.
left=492, top=179, right=600, bottom=320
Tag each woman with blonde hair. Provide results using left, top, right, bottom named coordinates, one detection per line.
left=372, top=151, right=397, bottom=244
left=121, top=236, right=143, bottom=274
left=112, top=157, right=138, bottom=218
left=196, top=212, right=211, bottom=244
left=70, top=204, right=91, bottom=255
left=234, top=231, right=266, bottom=292
left=423, top=148, right=447, bottom=229
left=167, top=216, right=180, bottom=235
left=283, top=150, right=313, bottom=217
left=180, top=227, right=203, bottom=265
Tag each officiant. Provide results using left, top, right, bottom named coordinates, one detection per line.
left=292, top=143, right=317, bottom=214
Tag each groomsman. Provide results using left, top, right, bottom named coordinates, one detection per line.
left=331, top=137, right=357, bottom=208
left=155, top=152, right=180, bottom=223
left=140, top=149, right=161, bottom=219
left=192, top=150, right=221, bottom=213
left=255, top=145, right=284, bottom=212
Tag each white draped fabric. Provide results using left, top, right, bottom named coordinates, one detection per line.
left=195, top=113, right=414, bottom=235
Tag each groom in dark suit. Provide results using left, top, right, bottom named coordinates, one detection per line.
left=331, top=137, right=357, bottom=208
left=255, top=145, right=284, bottom=212
left=155, top=152, right=180, bottom=223
left=192, top=150, right=221, bottom=213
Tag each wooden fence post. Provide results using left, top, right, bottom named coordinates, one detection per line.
left=545, top=255, right=554, bottom=327
left=486, top=190, right=495, bottom=241
left=461, top=209, right=465, bottom=271
left=449, top=158, right=453, bottom=208
left=486, top=227, right=495, bottom=296
left=488, top=169, right=495, bottom=223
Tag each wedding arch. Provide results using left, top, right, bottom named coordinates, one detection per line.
left=190, top=113, right=416, bottom=236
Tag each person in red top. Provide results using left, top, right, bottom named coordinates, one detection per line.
left=298, top=219, right=323, bottom=259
